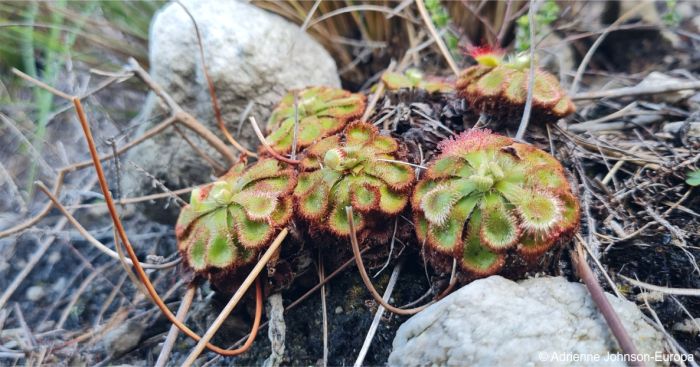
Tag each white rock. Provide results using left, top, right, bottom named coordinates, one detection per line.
left=124, top=0, right=339, bottom=216
left=389, top=276, right=667, bottom=367
left=673, top=318, right=700, bottom=334
left=25, top=285, right=45, bottom=302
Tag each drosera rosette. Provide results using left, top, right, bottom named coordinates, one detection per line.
left=380, top=68, right=454, bottom=93
left=412, top=129, right=580, bottom=280
left=293, top=121, right=415, bottom=242
left=175, top=159, right=296, bottom=287
left=264, top=86, right=367, bottom=155
left=456, top=45, right=575, bottom=124
left=455, top=45, right=506, bottom=90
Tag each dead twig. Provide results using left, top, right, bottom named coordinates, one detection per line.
left=572, top=239, right=642, bottom=366
left=0, top=114, right=177, bottom=239
left=65, top=187, right=194, bottom=210
left=319, top=252, right=328, bottom=367
left=364, top=60, right=395, bottom=124
left=571, top=80, right=700, bottom=101
left=355, top=262, right=402, bottom=367
left=515, top=0, right=537, bottom=141
left=249, top=116, right=300, bottom=165
left=155, top=285, right=196, bottom=367
left=619, top=276, right=700, bottom=297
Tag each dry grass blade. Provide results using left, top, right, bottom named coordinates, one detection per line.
left=306, top=5, right=417, bottom=30
left=515, top=0, right=536, bottom=141
left=415, top=0, right=459, bottom=77
left=363, top=60, right=395, bottom=123
left=249, top=116, right=300, bottom=165
left=155, top=286, right=196, bottom=367
left=376, top=158, right=427, bottom=170
left=319, top=252, right=328, bottom=367
left=12, top=67, right=73, bottom=100
left=355, top=262, right=402, bottom=367
left=571, top=80, right=700, bottom=101
left=619, top=276, right=700, bottom=297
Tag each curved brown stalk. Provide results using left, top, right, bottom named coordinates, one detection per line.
left=72, top=97, right=271, bottom=356
left=175, top=1, right=257, bottom=158
left=249, top=116, right=300, bottom=165
left=572, top=239, right=642, bottom=366
left=436, top=259, right=458, bottom=299
left=346, top=206, right=431, bottom=315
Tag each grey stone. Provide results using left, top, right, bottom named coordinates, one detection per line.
left=673, top=318, right=700, bottom=334
left=102, top=320, right=146, bottom=357
left=25, top=285, right=45, bottom=302
left=123, top=0, right=339, bottom=221
left=389, top=276, right=668, bottom=367
left=662, top=121, right=700, bottom=137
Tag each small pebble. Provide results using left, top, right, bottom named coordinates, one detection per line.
left=52, top=278, right=67, bottom=293
left=635, top=291, right=664, bottom=304
left=673, top=318, right=700, bottom=334
left=47, top=251, right=61, bottom=264
left=102, top=321, right=146, bottom=356
left=25, top=285, right=45, bottom=302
